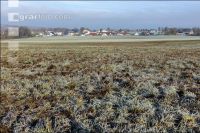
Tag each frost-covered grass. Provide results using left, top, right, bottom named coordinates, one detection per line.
left=1, top=41, right=200, bottom=132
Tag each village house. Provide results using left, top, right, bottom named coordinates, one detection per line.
left=82, top=29, right=91, bottom=35
left=55, top=32, right=63, bottom=36
left=134, top=32, right=140, bottom=36
left=149, top=29, right=159, bottom=35
left=68, top=31, right=75, bottom=36
left=46, top=31, right=55, bottom=36
left=189, top=30, right=194, bottom=35
left=35, top=32, right=44, bottom=37
left=89, top=32, right=98, bottom=36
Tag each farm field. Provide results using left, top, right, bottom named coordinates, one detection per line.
left=2, top=35, right=200, bottom=43
left=1, top=40, right=200, bottom=132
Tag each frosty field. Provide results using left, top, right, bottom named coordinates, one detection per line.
left=2, top=35, right=200, bottom=43
left=1, top=40, right=200, bottom=132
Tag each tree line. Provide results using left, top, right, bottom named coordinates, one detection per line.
left=1, top=26, right=32, bottom=39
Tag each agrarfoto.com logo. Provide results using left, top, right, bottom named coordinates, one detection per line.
left=8, top=13, right=71, bottom=22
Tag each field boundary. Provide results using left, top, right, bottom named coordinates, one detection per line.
left=1, top=36, right=200, bottom=44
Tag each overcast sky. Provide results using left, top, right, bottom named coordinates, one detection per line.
left=1, top=1, right=200, bottom=29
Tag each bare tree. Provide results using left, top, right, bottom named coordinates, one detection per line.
left=19, top=26, right=32, bottom=38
